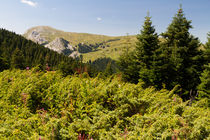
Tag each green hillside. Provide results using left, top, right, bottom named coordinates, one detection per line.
left=0, top=69, right=209, bottom=139
left=24, top=26, right=137, bottom=62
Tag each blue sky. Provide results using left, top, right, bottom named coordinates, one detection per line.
left=0, top=0, right=209, bottom=43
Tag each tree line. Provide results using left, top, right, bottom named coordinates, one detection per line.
left=0, top=29, right=116, bottom=77
left=0, top=29, right=77, bottom=71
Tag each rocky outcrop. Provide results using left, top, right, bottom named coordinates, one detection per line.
left=27, top=31, right=48, bottom=45
left=69, top=51, right=80, bottom=59
left=25, top=28, right=80, bottom=58
left=45, top=37, right=76, bottom=55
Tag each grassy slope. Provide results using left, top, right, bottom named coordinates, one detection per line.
left=23, top=26, right=137, bottom=61
left=0, top=69, right=209, bottom=139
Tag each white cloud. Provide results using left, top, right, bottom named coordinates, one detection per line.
left=20, top=0, right=37, bottom=7
left=97, top=17, right=102, bottom=21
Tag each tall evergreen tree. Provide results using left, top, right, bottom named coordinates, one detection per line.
left=161, top=6, right=203, bottom=95
left=118, top=14, right=162, bottom=86
left=135, top=14, right=161, bottom=88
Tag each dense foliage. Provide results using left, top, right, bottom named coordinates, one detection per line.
left=0, top=29, right=111, bottom=77
left=0, top=29, right=75, bottom=71
left=90, top=57, right=117, bottom=73
left=0, top=5, right=209, bottom=140
left=204, top=33, right=210, bottom=64
left=0, top=69, right=209, bottom=139
left=197, top=63, right=210, bottom=102
left=197, top=34, right=210, bottom=103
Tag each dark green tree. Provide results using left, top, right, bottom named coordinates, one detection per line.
left=135, top=14, right=162, bottom=88
left=0, top=56, right=9, bottom=71
left=161, top=6, right=203, bottom=95
left=11, top=48, right=25, bottom=69
left=119, top=14, right=162, bottom=86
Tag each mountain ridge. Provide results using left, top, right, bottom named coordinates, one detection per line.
left=24, top=26, right=137, bottom=61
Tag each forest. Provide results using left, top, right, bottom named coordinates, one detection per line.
left=0, top=7, right=209, bottom=139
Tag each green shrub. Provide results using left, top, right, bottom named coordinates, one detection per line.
left=0, top=70, right=209, bottom=139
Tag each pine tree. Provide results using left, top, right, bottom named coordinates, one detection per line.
left=161, top=6, right=203, bottom=95
left=118, top=14, right=162, bottom=85
left=135, top=14, right=162, bottom=88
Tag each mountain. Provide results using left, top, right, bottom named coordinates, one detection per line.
left=24, top=26, right=137, bottom=61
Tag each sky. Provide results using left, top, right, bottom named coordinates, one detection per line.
left=0, top=0, right=209, bottom=43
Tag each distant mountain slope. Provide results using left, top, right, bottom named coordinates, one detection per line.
left=0, top=28, right=75, bottom=71
left=24, top=26, right=137, bottom=61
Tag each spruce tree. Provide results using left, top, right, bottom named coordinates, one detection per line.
left=161, top=6, right=203, bottom=95
left=135, top=15, right=161, bottom=88
left=118, top=14, right=162, bottom=85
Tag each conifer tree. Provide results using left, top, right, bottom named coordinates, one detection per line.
left=135, top=14, right=162, bottom=87
left=118, top=14, right=161, bottom=85
left=161, top=6, right=203, bottom=94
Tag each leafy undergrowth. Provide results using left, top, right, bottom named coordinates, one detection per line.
left=0, top=70, right=209, bottom=139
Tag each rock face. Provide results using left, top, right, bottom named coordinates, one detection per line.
left=45, top=37, right=76, bottom=55
left=24, top=27, right=80, bottom=58
left=27, top=31, right=48, bottom=45
left=69, top=51, right=80, bottom=59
